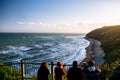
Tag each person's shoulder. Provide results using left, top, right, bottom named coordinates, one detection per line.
left=77, top=68, right=83, bottom=72
left=95, top=67, right=101, bottom=73
left=68, top=67, right=74, bottom=72
left=68, top=67, right=73, bottom=70
left=78, top=68, right=82, bottom=71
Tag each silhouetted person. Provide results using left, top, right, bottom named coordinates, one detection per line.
left=55, top=61, right=66, bottom=80
left=67, top=61, right=83, bottom=80
left=37, top=62, right=49, bottom=80
left=82, top=62, right=88, bottom=80
left=85, top=60, right=101, bottom=80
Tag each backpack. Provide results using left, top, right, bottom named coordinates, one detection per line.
left=86, top=66, right=97, bottom=79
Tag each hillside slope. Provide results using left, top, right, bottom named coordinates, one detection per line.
left=86, top=25, right=120, bottom=80
left=86, top=25, right=120, bottom=63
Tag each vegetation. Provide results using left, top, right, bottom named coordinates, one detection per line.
left=86, top=25, right=120, bottom=80
left=0, top=63, right=21, bottom=80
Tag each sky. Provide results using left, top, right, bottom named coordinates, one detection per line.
left=0, top=0, right=120, bottom=33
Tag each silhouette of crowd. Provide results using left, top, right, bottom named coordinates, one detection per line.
left=37, top=60, right=101, bottom=80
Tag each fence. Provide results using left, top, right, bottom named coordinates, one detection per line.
left=0, top=59, right=72, bottom=80
left=0, top=60, right=120, bottom=80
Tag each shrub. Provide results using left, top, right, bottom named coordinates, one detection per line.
left=0, top=63, right=21, bottom=80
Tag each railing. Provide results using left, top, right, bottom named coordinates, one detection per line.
left=0, top=59, right=71, bottom=80
left=0, top=60, right=120, bottom=80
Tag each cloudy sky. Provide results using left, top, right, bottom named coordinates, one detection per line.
left=0, top=0, right=120, bottom=33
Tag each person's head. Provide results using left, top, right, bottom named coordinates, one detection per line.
left=73, top=61, right=77, bottom=68
left=57, top=61, right=63, bottom=66
left=41, top=62, right=48, bottom=68
left=83, top=62, right=87, bottom=66
left=88, top=60, right=95, bottom=66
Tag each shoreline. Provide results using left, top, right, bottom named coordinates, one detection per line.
left=80, top=38, right=105, bottom=66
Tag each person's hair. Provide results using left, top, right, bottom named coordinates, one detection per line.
left=41, top=62, right=48, bottom=68
left=88, top=60, right=95, bottom=66
left=73, top=61, right=77, bottom=68
left=57, top=61, right=63, bottom=66
left=83, top=62, right=87, bottom=66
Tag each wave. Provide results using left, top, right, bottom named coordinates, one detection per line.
left=0, top=34, right=90, bottom=76
left=0, top=46, right=33, bottom=62
left=0, top=36, right=89, bottom=63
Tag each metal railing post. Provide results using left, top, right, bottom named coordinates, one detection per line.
left=21, top=59, right=25, bottom=80
left=51, top=62, right=54, bottom=80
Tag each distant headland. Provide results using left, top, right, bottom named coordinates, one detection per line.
left=86, top=25, right=120, bottom=80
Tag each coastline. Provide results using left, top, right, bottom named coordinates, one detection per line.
left=80, top=38, right=105, bottom=66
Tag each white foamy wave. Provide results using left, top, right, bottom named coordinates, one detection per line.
left=65, top=36, right=82, bottom=39
left=19, top=46, right=31, bottom=51
left=12, top=58, right=22, bottom=62
left=0, top=46, right=33, bottom=62
left=57, top=37, right=90, bottom=64
left=7, top=46, right=31, bottom=51
left=35, top=36, right=54, bottom=39
left=43, top=43, right=54, bottom=46
left=0, top=50, right=10, bottom=54
left=34, top=44, right=43, bottom=48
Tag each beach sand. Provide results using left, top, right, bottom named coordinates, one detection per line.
left=80, top=38, right=105, bottom=66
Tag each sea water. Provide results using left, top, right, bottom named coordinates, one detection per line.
left=0, top=33, right=90, bottom=76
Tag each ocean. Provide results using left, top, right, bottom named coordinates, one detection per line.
left=0, top=33, right=90, bottom=76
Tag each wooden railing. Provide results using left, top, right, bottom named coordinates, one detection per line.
left=19, top=59, right=72, bottom=80
left=1, top=59, right=120, bottom=80
left=0, top=59, right=71, bottom=80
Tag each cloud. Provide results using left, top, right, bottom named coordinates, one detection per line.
left=16, top=21, right=44, bottom=25
left=27, top=22, right=36, bottom=25
left=16, top=21, right=75, bottom=27
left=15, top=20, right=120, bottom=33
left=16, top=22, right=24, bottom=24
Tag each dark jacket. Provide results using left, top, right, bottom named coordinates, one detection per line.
left=67, top=67, right=83, bottom=80
left=37, top=66, right=49, bottom=80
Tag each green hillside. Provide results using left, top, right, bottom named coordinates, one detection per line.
left=86, top=25, right=120, bottom=80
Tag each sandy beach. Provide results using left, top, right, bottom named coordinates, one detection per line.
left=80, top=38, right=105, bottom=66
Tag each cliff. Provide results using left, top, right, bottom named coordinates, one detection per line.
left=86, top=25, right=120, bottom=80
left=86, top=25, right=120, bottom=63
